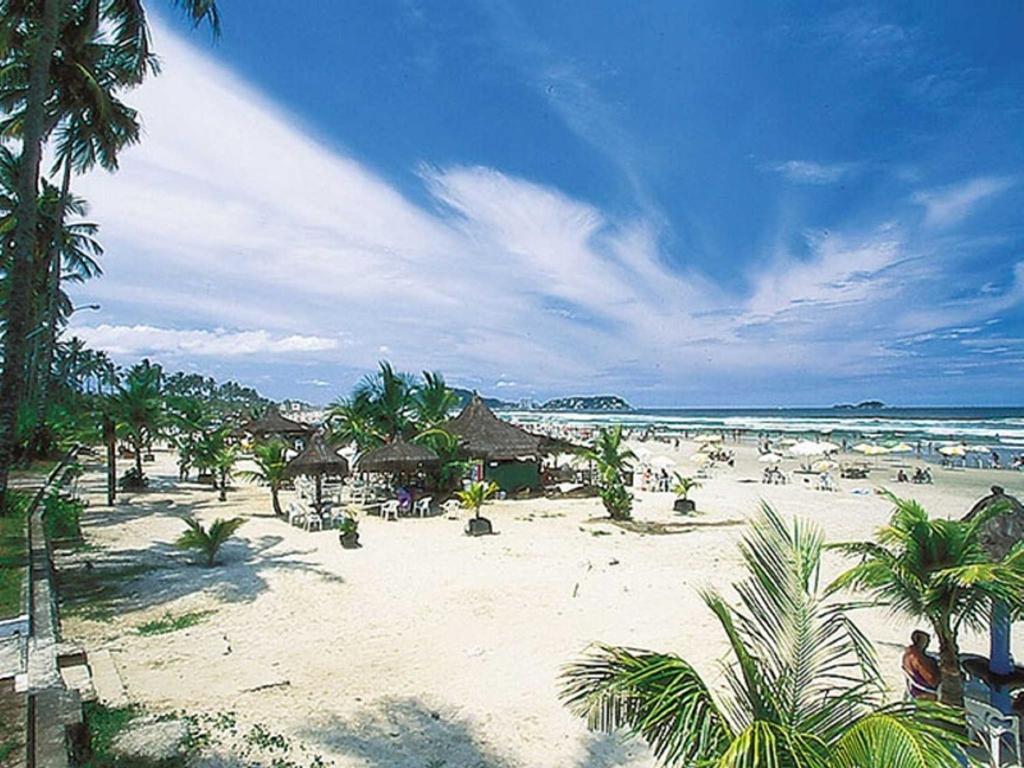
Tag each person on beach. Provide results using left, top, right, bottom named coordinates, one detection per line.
left=902, top=631, right=940, bottom=700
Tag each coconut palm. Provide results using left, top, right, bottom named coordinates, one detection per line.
left=413, top=370, right=458, bottom=427
left=456, top=480, right=498, bottom=520
left=561, top=504, right=974, bottom=767
left=579, top=426, right=636, bottom=520
left=327, top=390, right=383, bottom=450
left=671, top=472, right=700, bottom=500
left=212, top=442, right=239, bottom=502
left=238, top=440, right=289, bottom=516
left=175, top=516, right=244, bottom=567
left=109, top=360, right=163, bottom=481
left=352, top=360, right=416, bottom=441
left=829, top=492, right=1024, bottom=707
left=0, top=0, right=219, bottom=511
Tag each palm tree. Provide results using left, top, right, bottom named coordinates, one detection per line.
left=212, top=442, right=239, bottom=502
left=110, top=360, right=163, bottom=481
left=670, top=472, right=700, bottom=500
left=456, top=480, right=498, bottom=520
left=0, top=0, right=144, bottom=414
left=579, top=426, right=636, bottom=520
left=0, top=0, right=219, bottom=511
left=327, top=390, right=383, bottom=450
left=560, top=504, right=973, bottom=766
left=829, top=492, right=1024, bottom=707
left=238, top=440, right=288, bottom=516
left=175, top=516, right=244, bottom=567
left=413, top=370, right=457, bottom=428
left=353, top=360, right=416, bottom=441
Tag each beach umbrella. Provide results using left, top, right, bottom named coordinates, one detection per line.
left=689, top=453, right=712, bottom=465
left=939, top=445, right=966, bottom=457
left=852, top=443, right=876, bottom=454
left=778, top=438, right=798, bottom=447
left=966, top=445, right=992, bottom=453
left=862, top=445, right=890, bottom=456
left=790, top=441, right=827, bottom=458
left=695, top=434, right=723, bottom=444
left=818, top=441, right=841, bottom=454
left=758, top=452, right=784, bottom=463
left=811, top=460, right=838, bottom=472
left=888, top=442, right=914, bottom=453
left=244, top=407, right=314, bottom=441
left=285, top=434, right=350, bottom=513
left=650, top=456, right=676, bottom=470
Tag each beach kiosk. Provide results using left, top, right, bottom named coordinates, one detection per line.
left=961, top=486, right=1024, bottom=714
left=442, top=395, right=546, bottom=492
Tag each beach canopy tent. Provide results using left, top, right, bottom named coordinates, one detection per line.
left=961, top=486, right=1024, bottom=712
left=789, top=441, right=829, bottom=458
left=442, top=395, right=547, bottom=491
left=357, top=438, right=440, bottom=474
left=244, top=407, right=313, bottom=440
left=285, top=434, right=350, bottom=512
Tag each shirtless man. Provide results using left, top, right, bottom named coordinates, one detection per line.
left=902, top=630, right=940, bottom=700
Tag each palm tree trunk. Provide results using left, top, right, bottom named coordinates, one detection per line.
left=271, top=486, right=282, bottom=516
left=36, top=156, right=74, bottom=419
left=134, top=440, right=143, bottom=479
left=0, top=0, right=65, bottom=513
left=219, top=469, right=227, bottom=501
left=937, top=631, right=964, bottom=707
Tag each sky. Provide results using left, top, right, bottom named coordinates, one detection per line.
left=68, top=0, right=1024, bottom=406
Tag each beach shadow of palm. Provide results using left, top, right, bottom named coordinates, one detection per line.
left=300, top=698, right=638, bottom=768
left=57, top=532, right=342, bottom=621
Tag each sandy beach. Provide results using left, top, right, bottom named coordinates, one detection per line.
left=59, top=439, right=1024, bottom=767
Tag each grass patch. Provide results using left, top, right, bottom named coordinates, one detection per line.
left=80, top=701, right=190, bottom=767
left=136, top=610, right=215, bottom=636
left=0, top=491, right=30, bottom=620
left=61, top=563, right=156, bottom=622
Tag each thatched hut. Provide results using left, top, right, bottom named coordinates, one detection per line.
left=285, top=434, right=349, bottom=511
left=244, top=407, right=313, bottom=441
left=357, top=439, right=440, bottom=474
left=442, top=395, right=546, bottom=491
left=961, top=486, right=1024, bottom=684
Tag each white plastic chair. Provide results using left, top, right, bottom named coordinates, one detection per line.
left=441, top=499, right=462, bottom=516
left=965, top=698, right=1022, bottom=767
left=286, top=501, right=305, bottom=528
left=414, top=497, right=432, bottom=517
left=304, top=510, right=323, bottom=532
left=381, top=500, right=400, bottom=521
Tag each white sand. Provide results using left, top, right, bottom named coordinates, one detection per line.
left=61, top=441, right=1024, bottom=767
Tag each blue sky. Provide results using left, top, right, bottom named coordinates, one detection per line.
left=69, top=1, right=1024, bottom=406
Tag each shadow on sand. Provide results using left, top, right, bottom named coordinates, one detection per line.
left=298, top=697, right=636, bottom=768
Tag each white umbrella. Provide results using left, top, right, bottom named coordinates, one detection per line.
left=939, top=445, right=966, bottom=457
left=790, top=441, right=827, bottom=458
left=696, top=434, right=723, bottom=444
left=651, top=456, right=675, bottom=470
left=862, top=445, right=890, bottom=456
left=852, top=443, right=875, bottom=453
left=812, top=460, right=839, bottom=472
left=689, top=453, right=712, bottom=465
left=888, top=442, right=914, bottom=453
left=759, top=452, right=784, bottom=463
left=818, top=441, right=841, bottom=454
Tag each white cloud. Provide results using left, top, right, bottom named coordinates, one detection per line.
left=64, top=19, right=1024, bottom=402
left=913, top=176, right=1014, bottom=228
left=766, top=160, right=854, bottom=185
left=74, top=324, right=337, bottom=357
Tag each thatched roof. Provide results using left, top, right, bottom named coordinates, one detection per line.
left=442, top=395, right=544, bottom=460
left=245, top=407, right=313, bottom=437
left=962, top=485, right=1024, bottom=561
left=357, top=439, right=440, bottom=473
left=285, top=434, right=350, bottom=477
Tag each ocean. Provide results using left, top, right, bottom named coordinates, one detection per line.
left=509, top=407, right=1024, bottom=449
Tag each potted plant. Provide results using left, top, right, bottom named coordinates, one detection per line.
left=338, top=515, right=361, bottom=549
left=671, top=473, right=701, bottom=515
left=458, top=480, right=498, bottom=536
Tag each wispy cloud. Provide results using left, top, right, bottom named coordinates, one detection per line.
left=765, top=160, right=855, bottom=185
left=912, top=176, right=1014, bottom=228
left=75, top=325, right=338, bottom=357
left=66, top=18, right=1024, bottom=404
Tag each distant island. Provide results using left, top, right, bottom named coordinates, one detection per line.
left=833, top=400, right=886, bottom=410
left=451, top=387, right=516, bottom=410
left=539, top=395, right=632, bottom=412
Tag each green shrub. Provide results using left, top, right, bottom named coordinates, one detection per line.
left=0, top=492, right=29, bottom=619
left=43, top=491, right=83, bottom=541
